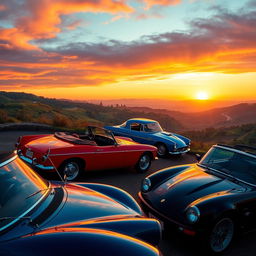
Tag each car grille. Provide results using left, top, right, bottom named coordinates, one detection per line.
left=176, top=146, right=189, bottom=152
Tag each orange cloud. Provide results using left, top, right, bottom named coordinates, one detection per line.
left=0, top=4, right=6, bottom=11
left=0, top=0, right=134, bottom=50
left=1, top=4, right=256, bottom=90
left=142, top=0, right=181, bottom=8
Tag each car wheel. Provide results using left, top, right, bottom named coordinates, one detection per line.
left=156, top=143, right=168, bottom=157
left=60, top=160, right=83, bottom=181
left=136, top=153, right=151, bottom=173
left=208, top=217, right=234, bottom=253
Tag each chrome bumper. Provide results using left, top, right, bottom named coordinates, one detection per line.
left=19, top=154, right=54, bottom=171
left=169, top=147, right=190, bottom=155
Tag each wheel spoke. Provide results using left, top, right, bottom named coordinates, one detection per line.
left=210, top=218, right=234, bottom=253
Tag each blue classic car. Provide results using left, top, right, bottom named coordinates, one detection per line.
left=0, top=152, right=161, bottom=256
left=105, top=118, right=190, bottom=157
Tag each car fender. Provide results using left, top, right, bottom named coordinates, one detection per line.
left=16, top=134, right=49, bottom=149
left=188, top=193, right=242, bottom=228
left=0, top=229, right=160, bottom=256
left=172, top=133, right=191, bottom=145
left=64, top=217, right=162, bottom=246
left=76, top=183, right=143, bottom=215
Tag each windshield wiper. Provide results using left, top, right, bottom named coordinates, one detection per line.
left=25, top=188, right=51, bottom=199
left=199, top=163, right=241, bottom=183
left=198, top=163, right=215, bottom=172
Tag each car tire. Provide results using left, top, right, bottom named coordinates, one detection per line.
left=59, top=159, right=83, bottom=181
left=156, top=143, right=168, bottom=157
left=208, top=217, right=235, bottom=254
left=136, top=153, right=151, bottom=173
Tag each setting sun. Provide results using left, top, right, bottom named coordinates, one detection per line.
left=196, top=91, right=209, bottom=100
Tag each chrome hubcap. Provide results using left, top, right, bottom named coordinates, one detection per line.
left=64, top=162, right=79, bottom=181
left=210, top=218, right=234, bottom=252
left=157, top=144, right=166, bottom=156
left=139, top=155, right=150, bottom=171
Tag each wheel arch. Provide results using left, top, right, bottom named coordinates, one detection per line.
left=58, top=157, right=86, bottom=170
left=142, top=151, right=154, bottom=160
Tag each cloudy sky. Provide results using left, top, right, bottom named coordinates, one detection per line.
left=0, top=0, right=256, bottom=102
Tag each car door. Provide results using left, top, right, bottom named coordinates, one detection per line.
left=128, top=122, right=149, bottom=144
left=130, top=122, right=154, bottom=145
left=91, top=143, right=128, bottom=170
left=84, top=128, right=128, bottom=171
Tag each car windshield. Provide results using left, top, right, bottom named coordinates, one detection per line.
left=200, top=146, right=256, bottom=185
left=0, top=156, right=49, bottom=230
left=86, top=126, right=116, bottom=146
left=144, top=122, right=163, bottom=132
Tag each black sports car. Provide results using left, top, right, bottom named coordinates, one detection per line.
left=0, top=152, right=161, bottom=256
left=139, top=144, right=256, bottom=253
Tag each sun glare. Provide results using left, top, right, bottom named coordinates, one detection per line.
left=196, top=91, right=209, bottom=100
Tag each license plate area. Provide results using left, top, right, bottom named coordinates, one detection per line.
left=148, top=212, right=164, bottom=230
left=26, top=149, right=33, bottom=159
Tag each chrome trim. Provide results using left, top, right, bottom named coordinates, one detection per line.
left=49, top=149, right=152, bottom=157
left=169, top=148, right=190, bottom=155
left=20, top=155, right=54, bottom=170
left=0, top=187, right=51, bottom=232
left=0, top=155, right=17, bottom=168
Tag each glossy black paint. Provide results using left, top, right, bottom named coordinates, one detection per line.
left=0, top=154, right=161, bottom=256
left=139, top=145, right=256, bottom=238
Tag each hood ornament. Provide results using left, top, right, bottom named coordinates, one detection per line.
left=160, top=198, right=166, bottom=203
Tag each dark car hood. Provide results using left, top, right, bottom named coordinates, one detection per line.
left=43, top=183, right=138, bottom=229
left=149, top=165, right=246, bottom=217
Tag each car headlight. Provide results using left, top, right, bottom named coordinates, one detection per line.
left=186, top=206, right=200, bottom=223
left=142, top=178, right=151, bottom=192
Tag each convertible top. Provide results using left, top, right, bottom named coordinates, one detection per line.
left=54, top=132, right=96, bottom=146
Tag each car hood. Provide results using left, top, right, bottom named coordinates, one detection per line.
left=148, top=165, right=246, bottom=218
left=153, top=132, right=187, bottom=147
left=43, top=183, right=138, bottom=229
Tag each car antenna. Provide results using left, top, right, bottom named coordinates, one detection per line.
left=0, top=216, right=39, bottom=230
left=45, top=148, right=67, bottom=186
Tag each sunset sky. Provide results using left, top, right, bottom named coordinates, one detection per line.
left=0, top=0, right=256, bottom=106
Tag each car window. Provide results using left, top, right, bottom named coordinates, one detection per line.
left=201, top=147, right=256, bottom=185
left=130, top=123, right=142, bottom=131
left=144, top=122, right=163, bottom=132
left=0, top=157, right=49, bottom=230
left=89, top=127, right=116, bottom=146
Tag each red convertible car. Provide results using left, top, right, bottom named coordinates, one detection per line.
left=16, top=126, right=157, bottom=181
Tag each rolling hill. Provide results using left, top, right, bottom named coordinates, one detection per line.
left=0, top=91, right=182, bottom=131
left=0, top=91, right=255, bottom=153
left=130, top=103, right=256, bottom=130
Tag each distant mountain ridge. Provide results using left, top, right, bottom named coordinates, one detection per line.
left=130, top=103, right=256, bottom=130
left=0, top=91, right=182, bottom=131
left=0, top=91, right=255, bottom=131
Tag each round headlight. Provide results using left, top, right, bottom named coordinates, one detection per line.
left=142, top=178, right=151, bottom=192
left=186, top=206, right=200, bottom=223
